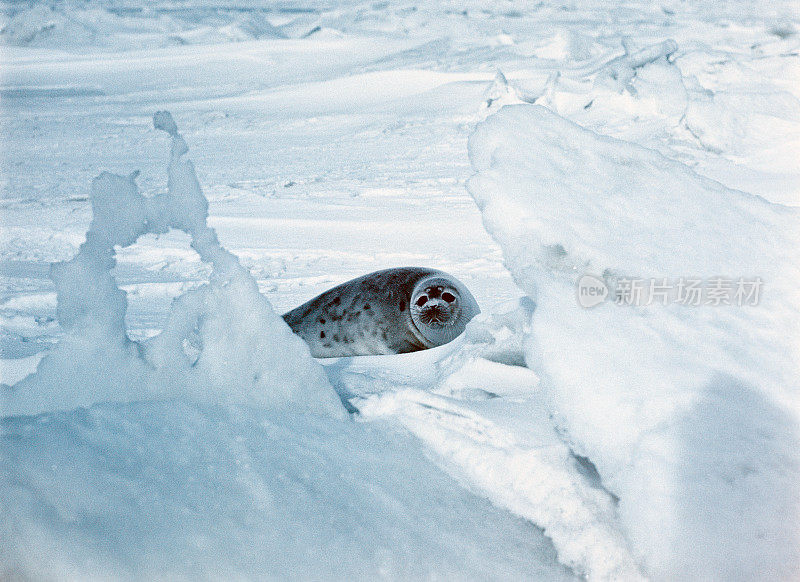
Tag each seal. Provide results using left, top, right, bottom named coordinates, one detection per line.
left=282, top=267, right=480, bottom=357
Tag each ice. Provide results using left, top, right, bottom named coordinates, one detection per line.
left=594, top=39, right=679, bottom=93
left=359, top=383, right=645, bottom=581
left=0, top=3, right=287, bottom=49
left=682, top=90, right=800, bottom=204
left=468, top=103, right=800, bottom=580
left=469, top=105, right=799, bottom=279
left=0, top=106, right=579, bottom=580
left=4, top=112, right=344, bottom=419
left=3, top=0, right=800, bottom=579
left=1, top=400, right=574, bottom=581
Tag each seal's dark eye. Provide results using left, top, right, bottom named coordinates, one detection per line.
left=416, top=296, right=428, bottom=307
left=442, top=292, right=456, bottom=303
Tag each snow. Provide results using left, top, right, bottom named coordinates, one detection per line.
left=2, top=401, right=573, bottom=581
left=4, top=111, right=343, bottom=419
left=359, top=384, right=644, bottom=581
left=2, top=0, right=800, bottom=580
left=0, top=3, right=288, bottom=49
left=468, top=104, right=800, bottom=579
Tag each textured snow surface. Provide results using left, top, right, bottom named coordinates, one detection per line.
left=1, top=401, right=573, bottom=581
left=2, top=0, right=800, bottom=580
left=468, top=104, right=800, bottom=580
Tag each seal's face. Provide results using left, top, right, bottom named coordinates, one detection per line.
left=408, top=273, right=479, bottom=348
left=410, top=283, right=462, bottom=329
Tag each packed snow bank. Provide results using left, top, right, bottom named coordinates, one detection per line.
left=359, top=382, right=644, bottom=581
left=0, top=399, right=575, bottom=581
left=3, top=112, right=343, bottom=419
left=468, top=104, right=800, bottom=580
left=326, top=311, right=642, bottom=580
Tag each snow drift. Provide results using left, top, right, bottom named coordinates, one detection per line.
left=468, top=104, right=800, bottom=580
left=2, top=112, right=344, bottom=419
left=1, top=399, right=575, bottom=581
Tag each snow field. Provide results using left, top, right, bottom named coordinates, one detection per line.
left=358, top=380, right=644, bottom=580
left=2, top=0, right=800, bottom=579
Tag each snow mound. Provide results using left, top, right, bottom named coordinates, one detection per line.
left=1, top=399, right=575, bottom=581
left=468, top=104, right=800, bottom=580
left=3, top=112, right=343, bottom=419
left=684, top=90, right=800, bottom=171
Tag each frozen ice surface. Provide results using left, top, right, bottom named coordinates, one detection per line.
left=0, top=110, right=573, bottom=580
left=0, top=3, right=287, bottom=49
left=468, top=104, right=800, bottom=580
left=2, top=0, right=800, bottom=579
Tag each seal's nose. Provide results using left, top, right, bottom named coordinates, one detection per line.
left=427, top=286, right=442, bottom=299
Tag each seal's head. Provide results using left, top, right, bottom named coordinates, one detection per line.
left=409, top=275, right=480, bottom=347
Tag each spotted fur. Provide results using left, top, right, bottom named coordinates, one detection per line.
left=282, top=267, right=480, bottom=357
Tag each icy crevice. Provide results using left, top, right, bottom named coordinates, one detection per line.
left=3, top=112, right=344, bottom=419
